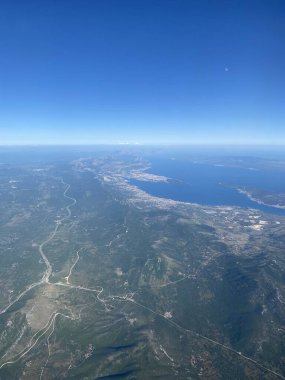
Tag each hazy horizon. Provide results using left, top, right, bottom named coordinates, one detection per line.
left=0, top=143, right=285, bottom=147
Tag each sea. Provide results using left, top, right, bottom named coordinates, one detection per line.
left=130, top=151, right=285, bottom=216
left=1, top=145, right=285, bottom=216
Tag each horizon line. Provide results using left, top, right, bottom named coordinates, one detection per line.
left=0, top=143, right=285, bottom=150
left=0, top=143, right=285, bottom=148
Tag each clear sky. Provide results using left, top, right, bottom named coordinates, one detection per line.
left=0, top=0, right=284, bottom=145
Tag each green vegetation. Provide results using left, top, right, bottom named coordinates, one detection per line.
left=0, top=153, right=284, bottom=379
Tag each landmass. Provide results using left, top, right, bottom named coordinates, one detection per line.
left=0, top=151, right=284, bottom=379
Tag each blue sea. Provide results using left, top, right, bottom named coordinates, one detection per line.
left=1, top=145, right=285, bottom=216
left=131, top=157, right=285, bottom=216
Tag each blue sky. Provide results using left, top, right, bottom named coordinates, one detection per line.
left=0, top=0, right=284, bottom=145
